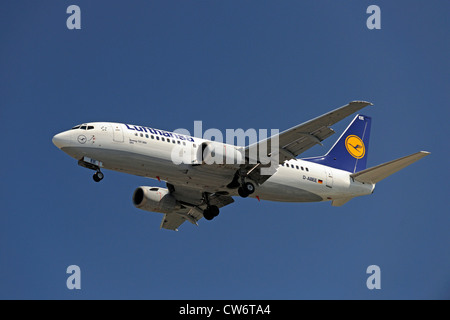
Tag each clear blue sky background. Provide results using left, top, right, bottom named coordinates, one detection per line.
left=1, top=1, right=449, bottom=299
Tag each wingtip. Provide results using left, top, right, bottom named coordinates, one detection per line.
left=350, top=100, right=373, bottom=106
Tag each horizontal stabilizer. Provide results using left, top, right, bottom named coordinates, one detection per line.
left=350, top=151, right=430, bottom=184
left=331, top=197, right=354, bottom=207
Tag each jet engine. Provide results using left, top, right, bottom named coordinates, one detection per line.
left=132, top=186, right=179, bottom=214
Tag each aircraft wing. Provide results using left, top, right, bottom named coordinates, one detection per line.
left=160, top=184, right=234, bottom=231
left=160, top=212, right=190, bottom=231
left=243, top=101, right=372, bottom=184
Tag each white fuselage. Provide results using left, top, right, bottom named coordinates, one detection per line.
left=52, top=122, right=374, bottom=203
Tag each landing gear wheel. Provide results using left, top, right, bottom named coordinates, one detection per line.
left=210, top=205, right=219, bottom=217
left=243, top=182, right=255, bottom=195
left=203, top=210, right=214, bottom=220
left=93, top=171, right=104, bottom=182
left=203, top=205, right=220, bottom=221
left=203, top=207, right=213, bottom=220
left=238, top=187, right=249, bottom=198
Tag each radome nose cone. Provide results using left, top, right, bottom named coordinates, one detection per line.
left=52, top=133, right=65, bottom=149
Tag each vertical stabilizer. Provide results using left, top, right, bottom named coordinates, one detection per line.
left=304, top=114, right=371, bottom=173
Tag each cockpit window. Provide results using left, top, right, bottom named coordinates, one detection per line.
left=87, top=126, right=94, bottom=130
left=71, top=125, right=81, bottom=130
left=80, top=125, right=87, bottom=130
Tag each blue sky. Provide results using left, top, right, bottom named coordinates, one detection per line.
left=1, top=1, right=449, bottom=299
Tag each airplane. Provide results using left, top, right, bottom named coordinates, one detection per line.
left=52, top=101, right=430, bottom=231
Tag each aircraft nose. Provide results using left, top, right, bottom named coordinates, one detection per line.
left=52, top=132, right=68, bottom=149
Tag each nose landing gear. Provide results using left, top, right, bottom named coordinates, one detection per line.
left=78, top=157, right=104, bottom=182
left=93, top=170, right=104, bottom=182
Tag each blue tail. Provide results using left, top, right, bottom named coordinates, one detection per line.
left=304, top=114, right=371, bottom=173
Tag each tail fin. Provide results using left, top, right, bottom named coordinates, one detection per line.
left=304, top=114, right=371, bottom=173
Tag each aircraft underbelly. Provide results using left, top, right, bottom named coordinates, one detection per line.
left=61, top=145, right=364, bottom=203
left=61, top=146, right=236, bottom=188
left=255, top=177, right=323, bottom=202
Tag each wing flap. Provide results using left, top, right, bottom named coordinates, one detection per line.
left=160, top=213, right=187, bottom=231
left=160, top=183, right=235, bottom=231
left=280, top=127, right=335, bottom=160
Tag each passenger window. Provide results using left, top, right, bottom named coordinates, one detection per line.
left=291, top=164, right=294, bottom=168
left=306, top=168, right=309, bottom=172
left=140, top=133, right=143, bottom=137
left=151, top=135, right=154, bottom=139
left=193, top=144, right=196, bottom=148
left=161, top=138, right=165, bottom=141
left=183, top=142, right=186, bottom=146
left=177, top=141, right=180, bottom=144
left=167, top=139, right=171, bottom=143
left=156, top=136, right=160, bottom=140
left=296, top=166, right=299, bottom=170
left=301, top=167, right=304, bottom=170
left=145, top=134, right=149, bottom=138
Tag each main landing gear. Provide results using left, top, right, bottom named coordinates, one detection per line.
left=202, top=192, right=220, bottom=221
left=238, top=182, right=255, bottom=198
left=203, top=205, right=219, bottom=221
left=226, top=170, right=256, bottom=198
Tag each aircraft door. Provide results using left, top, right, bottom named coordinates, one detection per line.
left=112, top=124, right=124, bottom=142
left=325, top=168, right=333, bottom=188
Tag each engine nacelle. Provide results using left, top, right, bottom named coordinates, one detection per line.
left=132, top=186, right=179, bottom=214
left=197, top=141, right=244, bottom=165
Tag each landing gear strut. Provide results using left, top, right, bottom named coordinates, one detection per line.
left=78, top=157, right=104, bottom=183
left=202, top=192, right=220, bottom=221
